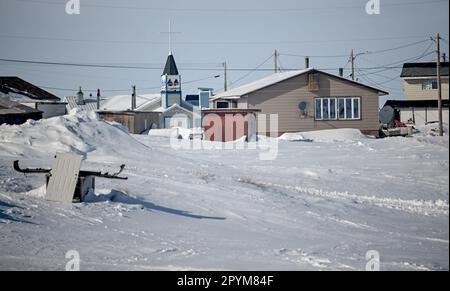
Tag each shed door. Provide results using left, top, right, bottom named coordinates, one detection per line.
left=45, top=153, right=83, bottom=203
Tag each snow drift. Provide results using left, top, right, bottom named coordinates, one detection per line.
left=279, top=128, right=369, bottom=143
left=0, top=109, right=149, bottom=159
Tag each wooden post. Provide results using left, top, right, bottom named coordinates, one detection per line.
left=132, top=85, right=136, bottom=111
left=351, top=49, right=355, bottom=81
left=436, top=33, right=443, bottom=136
left=274, top=49, right=278, bottom=73
left=223, top=62, right=228, bottom=92
left=96, top=89, right=101, bottom=110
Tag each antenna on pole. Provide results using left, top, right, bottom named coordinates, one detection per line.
left=169, top=20, right=172, bottom=54
left=161, top=20, right=181, bottom=55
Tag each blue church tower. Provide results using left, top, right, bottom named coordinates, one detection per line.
left=161, top=53, right=182, bottom=109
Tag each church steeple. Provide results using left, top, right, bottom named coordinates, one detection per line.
left=161, top=52, right=182, bottom=109
left=163, top=54, right=179, bottom=76
left=160, top=21, right=182, bottom=110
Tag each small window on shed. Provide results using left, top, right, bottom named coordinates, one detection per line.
left=216, top=101, right=230, bottom=109
left=308, top=73, right=319, bottom=91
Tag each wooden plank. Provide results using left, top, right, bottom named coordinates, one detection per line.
left=45, top=153, right=83, bottom=203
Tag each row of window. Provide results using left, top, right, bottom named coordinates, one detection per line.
left=422, top=79, right=438, bottom=91
left=315, top=97, right=361, bottom=120
left=215, top=97, right=362, bottom=121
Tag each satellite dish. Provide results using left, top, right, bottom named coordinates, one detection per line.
left=379, top=105, right=395, bottom=124
left=298, top=102, right=308, bottom=111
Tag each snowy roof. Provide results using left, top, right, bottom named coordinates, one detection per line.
left=212, top=69, right=313, bottom=100
left=164, top=103, right=192, bottom=114
left=65, top=96, right=98, bottom=112
left=0, top=77, right=60, bottom=101
left=100, top=94, right=161, bottom=111
left=0, top=97, right=42, bottom=115
left=212, top=68, right=388, bottom=100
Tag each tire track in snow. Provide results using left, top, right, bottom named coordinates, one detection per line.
left=237, top=179, right=449, bottom=216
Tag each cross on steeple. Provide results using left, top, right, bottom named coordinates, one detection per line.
left=161, top=20, right=181, bottom=55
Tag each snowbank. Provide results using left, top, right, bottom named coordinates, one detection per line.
left=0, top=109, right=148, bottom=158
left=279, top=128, right=369, bottom=143
left=148, top=127, right=203, bottom=140
left=414, top=123, right=449, bottom=137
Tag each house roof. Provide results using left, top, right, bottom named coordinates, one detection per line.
left=0, top=97, right=42, bottom=115
left=65, top=96, right=98, bottom=112
left=163, top=54, right=179, bottom=75
left=100, top=94, right=161, bottom=111
left=400, top=62, right=449, bottom=78
left=212, top=68, right=388, bottom=100
left=384, top=99, right=449, bottom=108
left=0, top=77, right=60, bottom=101
left=162, top=103, right=194, bottom=116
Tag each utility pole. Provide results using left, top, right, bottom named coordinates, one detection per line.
left=350, top=49, right=355, bottom=81
left=436, top=33, right=443, bottom=136
left=96, top=88, right=101, bottom=110
left=132, top=85, right=136, bottom=111
left=274, top=49, right=278, bottom=73
left=223, top=62, right=228, bottom=92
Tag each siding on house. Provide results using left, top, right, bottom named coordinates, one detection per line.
left=98, top=111, right=160, bottom=134
left=239, top=73, right=381, bottom=136
left=403, top=77, right=449, bottom=101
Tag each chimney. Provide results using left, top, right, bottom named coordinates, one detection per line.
left=76, top=86, right=84, bottom=105
left=305, top=57, right=310, bottom=69
left=339, top=68, right=344, bottom=77
left=96, top=89, right=101, bottom=110
left=131, top=85, right=136, bottom=111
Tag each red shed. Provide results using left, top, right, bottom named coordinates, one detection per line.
left=202, top=109, right=260, bottom=142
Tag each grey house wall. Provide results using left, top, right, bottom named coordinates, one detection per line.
left=240, top=73, right=381, bottom=136
left=36, top=103, right=67, bottom=118
left=160, top=106, right=193, bottom=128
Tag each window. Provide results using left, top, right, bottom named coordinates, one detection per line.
left=216, top=101, right=230, bottom=109
left=422, top=79, right=438, bottom=90
left=316, top=97, right=361, bottom=120
left=314, top=98, right=337, bottom=120
left=338, top=98, right=345, bottom=119
left=352, top=98, right=360, bottom=119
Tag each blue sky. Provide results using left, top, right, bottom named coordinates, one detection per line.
left=0, top=0, right=448, bottom=106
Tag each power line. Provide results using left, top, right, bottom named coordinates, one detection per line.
left=38, top=74, right=222, bottom=93
left=361, top=39, right=432, bottom=55
left=0, top=34, right=435, bottom=46
left=229, top=54, right=274, bottom=87
left=15, top=0, right=448, bottom=12
left=358, top=43, right=435, bottom=77
left=280, top=39, right=431, bottom=59
left=0, top=57, right=421, bottom=72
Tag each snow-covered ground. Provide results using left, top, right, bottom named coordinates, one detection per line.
left=0, top=111, right=448, bottom=270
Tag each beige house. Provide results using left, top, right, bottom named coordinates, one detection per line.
left=401, top=62, right=449, bottom=101
left=384, top=62, right=450, bottom=127
left=211, top=69, right=388, bottom=136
